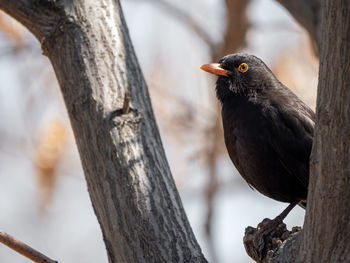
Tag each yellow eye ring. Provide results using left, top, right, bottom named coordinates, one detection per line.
left=238, top=63, right=249, bottom=73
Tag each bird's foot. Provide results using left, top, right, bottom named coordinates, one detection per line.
left=257, top=217, right=284, bottom=235
left=255, top=201, right=298, bottom=235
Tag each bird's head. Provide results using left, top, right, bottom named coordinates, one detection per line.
left=201, top=53, right=277, bottom=103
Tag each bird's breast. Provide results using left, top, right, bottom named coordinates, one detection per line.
left=221, top=99, right=269, bottom=175
left=220, top=98, right=308, bottom=203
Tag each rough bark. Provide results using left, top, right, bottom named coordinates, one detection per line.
left=298, top=0, right=350, bottom=261
left=244, top=220, right=301, bottom=263
left=0, top=0, right=207, bottom=262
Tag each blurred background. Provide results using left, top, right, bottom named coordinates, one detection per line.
left=0, top=0, right=318, bottom=262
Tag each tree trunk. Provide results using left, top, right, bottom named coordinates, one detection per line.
left=298, top=0, right=350, bottom=261
left=0, top=0, right=207, bottom=262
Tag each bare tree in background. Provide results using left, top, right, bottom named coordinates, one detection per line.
left=0, top=0, right=349, bottom=263
left=203, top=1, right=250, bottom=262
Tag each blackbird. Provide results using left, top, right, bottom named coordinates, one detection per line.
left=201, top=53, right=315, bottom=222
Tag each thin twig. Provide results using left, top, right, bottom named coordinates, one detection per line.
left=127, top=0, right=217, bottom=52
left=0, top=230, right=58, bottom=263
left=123, top=90, right=131, bottom=114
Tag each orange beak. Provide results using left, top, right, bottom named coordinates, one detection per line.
left=200, top=63, right=231, bottom=77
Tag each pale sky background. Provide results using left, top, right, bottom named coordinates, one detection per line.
left=0, top=0, right=317, bottom=262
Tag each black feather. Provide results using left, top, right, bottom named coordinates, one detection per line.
left=216, top=53, right=314, bottom=206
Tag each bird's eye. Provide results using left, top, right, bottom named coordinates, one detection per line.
left=238, top=63, right=249, bottom=73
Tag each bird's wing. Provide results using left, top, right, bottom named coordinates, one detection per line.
left=268, top=95, right=315, bottom=188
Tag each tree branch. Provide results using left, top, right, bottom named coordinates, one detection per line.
left=275, top=0, right=320, bottom=51
left=0, top=0, right=60, bottom=40
left=0, top=0, right=207, bottom=262
left=243, top=220, right=302, bottom=263
left=128, top=0, right=217, bottom=52
left=0, top=230, right=57, bottom=263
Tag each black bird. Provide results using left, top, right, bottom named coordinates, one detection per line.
left=201, top=53, right=315, bottom=222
